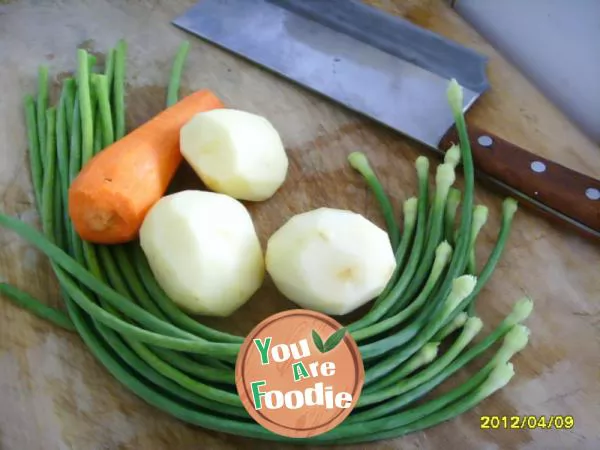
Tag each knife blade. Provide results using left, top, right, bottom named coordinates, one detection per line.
left=173, top=0, right=600, bottom=239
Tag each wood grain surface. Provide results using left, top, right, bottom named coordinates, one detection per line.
left=1, top=0, right=599, bottom=449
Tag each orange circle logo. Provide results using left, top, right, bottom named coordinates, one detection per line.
left=235, top=310, right=364, bottom=438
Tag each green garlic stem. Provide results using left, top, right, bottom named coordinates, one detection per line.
left=113, top=39, right=127, bottom=140
left=444, top=144, right=461, bottom=168
left=167, top=41, right=191, bottom=107
left=444, top=187, right=461, bottom=245
left=348, top=151, right=400, bottom=250
left=357, top=316, right=484, bottom=408
left=36, top=66, right=49, bottom=159
left=352, top=240, right=452, bottom=342
left=350, top=157, right=429, bottom=330
left=375, top=197, right=418, bottom=301
left=434, top=311, right=468, bottom=341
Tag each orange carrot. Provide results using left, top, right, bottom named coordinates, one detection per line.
left=68, top=89, right=224, bottom=244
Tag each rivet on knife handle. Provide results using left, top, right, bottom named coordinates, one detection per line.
left=440, top=125, right=600, bottom=234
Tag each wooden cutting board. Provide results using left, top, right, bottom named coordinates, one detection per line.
left=1, top=0, right=599, bottom=449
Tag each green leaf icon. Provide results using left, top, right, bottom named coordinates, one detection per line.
left=323, top=327, right=347, bottom=353
left=312, top=329, right=325, bottom=353
left=312, top=328, right=348, bottom=353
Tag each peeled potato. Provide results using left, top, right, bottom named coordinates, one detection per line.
left=139, top=190, right=264, bottom=316
left=180, top=109, right=289, bottom=201
left=265, top=207, right=396, bottom=315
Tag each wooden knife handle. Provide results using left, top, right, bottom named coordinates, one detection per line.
left=440, top=125, right=600, bottom=237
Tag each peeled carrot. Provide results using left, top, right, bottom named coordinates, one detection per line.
left=68, top=89, right=224, bottom=244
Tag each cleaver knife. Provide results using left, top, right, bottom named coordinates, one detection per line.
left=173, top=0, right=600, bottom=239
